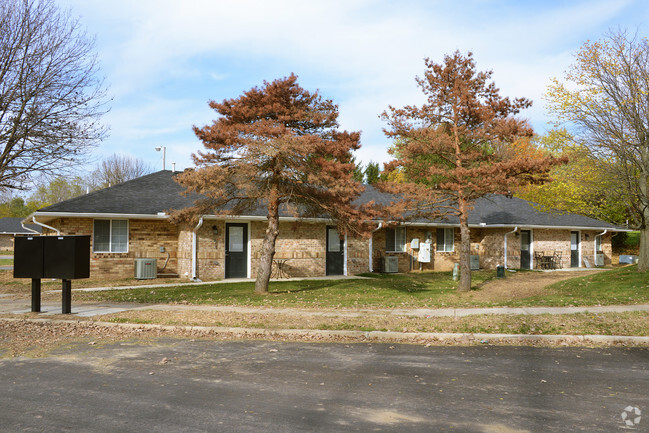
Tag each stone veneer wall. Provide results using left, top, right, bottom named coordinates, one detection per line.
left=371, top=226, right=614, bottom=272
left=372, top=226, right=462, bottom=273
left=179, top=220, right=370, bottom=281
left=44, top=217, right=614, bottom=280
left=0, top=234, right=14, bottom=250
left=47, top=218, right=179, bottom=279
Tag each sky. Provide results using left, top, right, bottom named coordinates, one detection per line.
left=57, top=0, right=648, bottom=174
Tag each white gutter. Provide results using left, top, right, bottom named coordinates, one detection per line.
left=595, top=229, right=607, bottom=266
left=369, top=223, right=383, bottom=272
left=503, top=227, right=518, bottom=269
left=21, top=223, right=40, bottom=235
left=31, top=217, right=61, bottom=235
left=29, top=212, right=627, bottom=232
left=192, top=217, right=204, bottom=281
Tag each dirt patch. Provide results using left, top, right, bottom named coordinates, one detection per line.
left=466, top=270, right=605, bottom=302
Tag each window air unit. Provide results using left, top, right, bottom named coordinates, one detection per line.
left=135, top=258, right=157, bottom=279
left=382, top=256, right=399, bottom=273
left=470, top=255, right=480, bottom=270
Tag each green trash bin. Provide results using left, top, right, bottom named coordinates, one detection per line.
left=496, top=265, right=505, bottom=278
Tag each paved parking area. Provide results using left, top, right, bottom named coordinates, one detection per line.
left=1, top=340, right=647, bottom=432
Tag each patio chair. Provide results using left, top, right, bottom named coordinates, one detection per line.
left=534, top=251, right=545, bottom=269
left=552, top=251, right=563, bottom=269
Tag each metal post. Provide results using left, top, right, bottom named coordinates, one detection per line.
left=31, top=278, right=41, bottom=313
left=62, top=279, right=72, bottom=314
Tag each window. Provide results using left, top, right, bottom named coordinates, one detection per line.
left=436, top=228, right=454, bottom=252
left=385, top=226, right=407, bottom=252
left=595, top=234, right=602, bottom=253
left=93, top=219, right=128, bottom=253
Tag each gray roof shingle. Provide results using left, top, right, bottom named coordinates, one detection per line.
left=35, top=170, right=621, bottom=230
left=0, top=217, right=42, bottom=234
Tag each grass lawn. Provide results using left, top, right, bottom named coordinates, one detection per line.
left=97, top=309, right=649, bottom=337
left=73, top=266, right=649, bottom=309
left=508, top=266, right=649, bottom=307
left=76, top=270, right=496, bottom=308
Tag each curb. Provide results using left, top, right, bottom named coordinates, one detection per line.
left=3, top=317, right=649, bottom=346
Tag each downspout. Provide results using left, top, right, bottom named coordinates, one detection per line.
left=192, top=217, right=204, bottom=281
left=369, top=222, right=383, bottom=272
left=21, top=222, right=40, bottom=235
left=31, top=217, right=61, bottom=235
left=503, top=227, right=518, bottom=269
left=595, top=229, right=607, bottom=266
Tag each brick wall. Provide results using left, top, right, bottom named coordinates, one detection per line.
left=371, top=226, right=614, bottom=272
left=48, top=218, right=179, bottom=280
left=180, top=220, right=371, bottom=281
left=0, top=234, right=13, bottom=251
left=45, top=216, right=614, bottom=280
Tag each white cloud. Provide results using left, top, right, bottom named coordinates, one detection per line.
left=57, top=0, right=649, bottom=171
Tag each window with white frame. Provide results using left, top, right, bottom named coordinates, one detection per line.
left=93, top=219, right=128, bottom=253
left=385, top=226, right=407, bottom=252
left=436, top=228, right=454, bottom=252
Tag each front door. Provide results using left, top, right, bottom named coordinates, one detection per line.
left=326, top=226, right=344, bottom=276
left=225, top=223, right=248, bottom=278
left=570, top=231, right=580, bottom=268
left=520, top=230, right=531, bottom=269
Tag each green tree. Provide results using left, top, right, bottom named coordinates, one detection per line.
left=29, top=176, right=88, bottom=207
left=0, top=197, right=37, bottom=217
left=546, top=29, right=649, bottom=271
left=516, top=129, right=629, bottom=224
left=364, top=161, right=380, bottom=184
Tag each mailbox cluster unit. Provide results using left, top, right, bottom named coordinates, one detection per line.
left=14, top=235, right=90, bottom=314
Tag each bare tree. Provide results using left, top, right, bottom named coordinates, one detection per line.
left=91, top=154, right=152, bottom=189
left=0, top=0, right=108, bottom=190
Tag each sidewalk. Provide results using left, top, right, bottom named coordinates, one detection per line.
left=2, top=292, right=649, bottom=318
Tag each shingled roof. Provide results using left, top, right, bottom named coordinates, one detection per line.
left=32, top=170, right=622, bottom=230
left=0, top=217, right=42, bottom=234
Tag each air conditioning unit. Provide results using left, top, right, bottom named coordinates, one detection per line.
left=595, top=254, right=604, bottom=267
left=470, top=255, right=480, bottom=270
left=382, top=256, right=399, bottom=273
left=135, top=258, right=157, bottom=279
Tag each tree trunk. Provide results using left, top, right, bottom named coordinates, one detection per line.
left=457, top=197, right=471, bottom=292
left=638, top=225, right=649, bottom=272
left=255, top=189, right=280, bottom=294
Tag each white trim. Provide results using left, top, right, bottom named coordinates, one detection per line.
left=31, top=217, right=60, bottom=235
left=93, top=219, right=129, bottom=254
left=247, top=221, right=251, bottom=279
left=191, top=217, right=204, bottom=280
left=224, top=220, right=251, bottom=279
left=595, top=229, right=607, bottom=267
left=29, top=211, right=627, bottom=232
left=344, top=233, right=348, bottom=276
left=503, top=227, right=518, bottom=269
left=571, top=230, right=581, bottom=268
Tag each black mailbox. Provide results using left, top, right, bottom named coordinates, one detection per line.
left=43, top=236, right=90, bottom=279
left=14, top=236, right=45, bottom=279
left=14, top=235, right=90, bottom=279
left=14, top=235, right=90, bottom=314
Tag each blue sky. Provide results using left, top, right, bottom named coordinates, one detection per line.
left=58, top=0, right=647, bottom=173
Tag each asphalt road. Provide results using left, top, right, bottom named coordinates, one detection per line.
left=1, top=340, right=647, bottom=432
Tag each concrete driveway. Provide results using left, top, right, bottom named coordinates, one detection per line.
left=1, top=340, right=647, bottom=432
